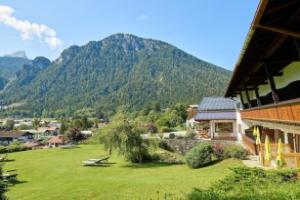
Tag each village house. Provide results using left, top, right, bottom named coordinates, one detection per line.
left=195, top=97, right=237, bottom=141
left=225, top=0, right=300, bottom=168
left=36, top=126, right=59, bottom=139
left=186, top=104, right=199, bottom=128
left=47, top=135, right=67, bottom=148
left=0, top=131, right=34, bottom=145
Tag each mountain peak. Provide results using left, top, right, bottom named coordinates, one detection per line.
left=4, top=51, right=28, bottom=59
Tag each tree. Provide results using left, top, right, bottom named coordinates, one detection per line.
left=33, top=118, right=41, bottom=129
left=71, top=119, right=83, bottom=130
left=100, top=113, right=149, bottom=163
left=81, top=117, right=91, bottom=129
left=66, top=128, right=84, bottom=142
left=4, top=120, right=14, bottom=131
left=93, top=118, right=99, bottom=128
left=60, top=121, right=68, bottom=135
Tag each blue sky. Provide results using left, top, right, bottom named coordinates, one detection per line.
left=0, top=0, right=259, bottom=70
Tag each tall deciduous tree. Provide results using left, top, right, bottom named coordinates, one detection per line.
left=100, top=113, right=149, bottom=163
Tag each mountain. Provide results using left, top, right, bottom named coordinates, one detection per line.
left=0, top=51, right=31, bottom=79
left=4, top=51, right=28, bottom=59
left=0, top=33, right=231, bottom=117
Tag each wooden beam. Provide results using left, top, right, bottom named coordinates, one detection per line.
left=249, top=72, right=283, bottom=79
left=293, top=39, right=300, bottom=59
left=264, top=65, right=280, bottom=103
left=239, top=91, right=246, bottom=109
left=243, top=35, right=287, bottom=84
left=256, top=24, right=300, bottom=39
left=265, top=0, right=299, bottom=15
left=252, top=0, right=269, bottom=27
left=245, top=89, right=252, bottom=108
left=255, top=87, right=262, bottom=106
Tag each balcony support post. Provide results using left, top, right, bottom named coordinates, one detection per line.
left=264, top=65, right=280, bottom=103
left=245, top=89, right=252, bottom=108
left=255, top=87, right=262, bottom=106
left=239, top=91, right=246, bottom=108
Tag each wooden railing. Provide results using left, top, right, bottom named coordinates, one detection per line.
left=283, top=153, right=300, bottom=168
left=241, top=98, right=300, bottom=123
left=259, top=143, right=300, bottom=168
left=241, top=134, right=257, bottom=155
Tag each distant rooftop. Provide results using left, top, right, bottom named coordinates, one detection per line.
left=195, top=111, right=236, bottom=121
left=198, top=97, right=236, bottom=111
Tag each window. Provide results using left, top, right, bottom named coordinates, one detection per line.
left=215, top=122, right=233, bottom=135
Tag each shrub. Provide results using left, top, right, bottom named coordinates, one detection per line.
left=186, top=129, right=197, bottom=139
left=0, top=142, right=29, bottom=154
left=187, top=167, right=300, bottom=200
left=223, top=144, right=247, bottom=159
left=169, top=133, right=176, bottom=139
left=161, top=126, right=172, bottom=133
left=152, top=152, right=183, bottom=164
left=6, top=142, right=28, bottom=153
left=186, top=142, right=214, bottom=168
left=158, top=140, right=173, bottom=152
left=66, top=128, right=85, bottom=142
left=212, top=143, right=224, bottom=160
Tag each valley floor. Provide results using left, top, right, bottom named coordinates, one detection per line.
left=3, top=145, right=242, bottom=200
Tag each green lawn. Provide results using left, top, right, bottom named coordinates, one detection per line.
left=3, top=145, right=242, bottom=200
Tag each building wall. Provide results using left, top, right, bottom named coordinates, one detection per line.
left=209, top=119, right=237, bottom=140
left=239, top=61, right=300, bottom=102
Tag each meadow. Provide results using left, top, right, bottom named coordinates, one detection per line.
left=3, top=145, right=242, bottom=200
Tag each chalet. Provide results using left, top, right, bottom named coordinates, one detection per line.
left=225, top=0, right=300, bottom=168
left=195, top=97, right=237, bottom=140
left=47, top=136, right=67, bottom=148
left=36, top=127, right=59, bottom=139
left=0, top=131, right=34, bottom=145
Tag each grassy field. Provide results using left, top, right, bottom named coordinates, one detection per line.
left=3, top=145, right=242, bottom=200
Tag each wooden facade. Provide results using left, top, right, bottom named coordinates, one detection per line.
left=223, top=0, right=300, bottom=168
left=241, top=98, right=300, bottom=124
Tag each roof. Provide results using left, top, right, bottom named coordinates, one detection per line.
left=0, top=131, right=33, bottom=138
left=198, top=97, right=236, bottom=111
left=47, top=136, right=66, bottom=144
left=195, top=111, right=236, bottom=121
left=225, top=0, right=300, bottom=97
left=37, top=127, right=58, bottom=133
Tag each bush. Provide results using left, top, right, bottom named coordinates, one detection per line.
left=223, top=144, right=247, bottom=159
left=186, top=142, right=214, bottom=168
left=212, top=143, right=224, bottom=160
left=0, top=142, right=29, bottom=154
left=161, top=126, right=172, bottom=133
left=158, top=140, right=173, bottom=152
left=169, top=133, right=176, bottom=139
left=66, top=128, right=85, bottom=142
left=187, top=167, right=300, bottom=200
left=152, top=152, right=183, bottom=164
left=186, top=129, right=197, bottom=139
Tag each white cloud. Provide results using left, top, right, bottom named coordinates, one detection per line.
left=0, top=5, right=62, bottom=49
left=138, top=14, right=149, bottom=21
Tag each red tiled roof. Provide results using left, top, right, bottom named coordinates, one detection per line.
left=47, top=136, right=66, bottom=144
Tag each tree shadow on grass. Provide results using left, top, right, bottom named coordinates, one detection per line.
left=121, top=162, right=184, bottom=169
left=6, top=179, right=28, bottom=186
left=0, top=159, right=15, bottom=162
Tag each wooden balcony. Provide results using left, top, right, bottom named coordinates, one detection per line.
left=241, top=98, right=300, bottom=124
